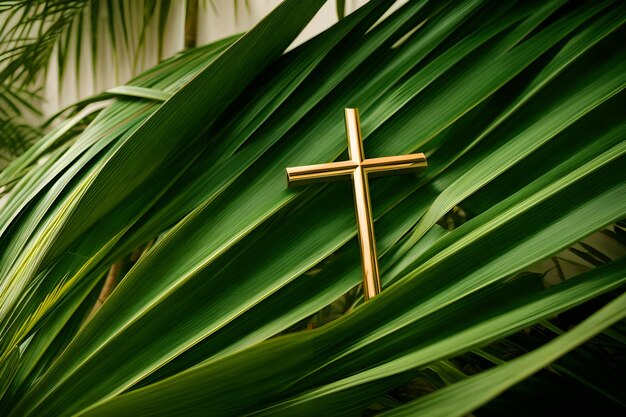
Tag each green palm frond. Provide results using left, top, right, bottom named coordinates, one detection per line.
left=0, top=0, right=177, bottom=86
left=0, top=0, right=175, bottom=160
left=0, top=117, right=40, bottom=163
left=378, top=291, right=626, bottom=417
left=0, top=0, right=88, bottom=157
left=0, top=0, right=624, bottom=416
left=0, top=1, right=88, bottom=84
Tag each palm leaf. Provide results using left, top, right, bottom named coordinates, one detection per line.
left=0, top=0, right=624, bottom=416
left=378, top=290, right=626, bottom=417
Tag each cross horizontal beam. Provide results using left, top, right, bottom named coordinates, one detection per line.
left=286, top=153, right=426, bottom=186
left=285, top=108, right=427, bottom=300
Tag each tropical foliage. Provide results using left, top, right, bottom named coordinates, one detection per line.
left=0, top=0, right=183, bottom=160
left=0, top=0, right=624, bottom=416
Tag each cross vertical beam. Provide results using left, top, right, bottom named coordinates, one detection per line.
left=345, top=109, right=380, bottom=300
left=286, top=108, right=427, bottom=301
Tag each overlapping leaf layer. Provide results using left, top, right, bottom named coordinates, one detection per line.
left=0, top=0, right=624, bottom=416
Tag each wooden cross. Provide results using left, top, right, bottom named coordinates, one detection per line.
left=286, top=108, right=427, bottom=301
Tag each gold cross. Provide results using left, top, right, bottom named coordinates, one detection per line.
left=286, top=108, right=427, bottom=301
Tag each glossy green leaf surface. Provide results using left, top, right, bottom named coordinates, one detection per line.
left=0, top=1, right=624, bottom=416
